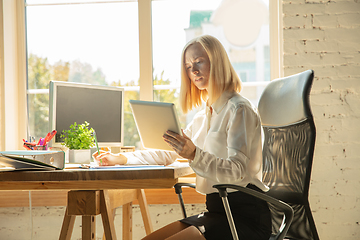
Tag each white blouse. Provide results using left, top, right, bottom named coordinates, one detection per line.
left=123, top=91, right=268, bottom=194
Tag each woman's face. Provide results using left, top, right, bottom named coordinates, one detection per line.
left=184, top=43, right=210, bottom=91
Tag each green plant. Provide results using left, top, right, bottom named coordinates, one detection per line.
left=60, top=121, right=95, bottom=149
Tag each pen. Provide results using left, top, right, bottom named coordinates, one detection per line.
left=43, top=130, right=57, bottom=146
left=23, top=143, right=32, bottom=150
left=94, top=131, right=102, bottom=165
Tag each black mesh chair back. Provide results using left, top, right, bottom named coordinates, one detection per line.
left=258, top=70, right=319, bottom=240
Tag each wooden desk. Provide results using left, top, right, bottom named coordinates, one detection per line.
left=0, top=162, right=193, bottom=240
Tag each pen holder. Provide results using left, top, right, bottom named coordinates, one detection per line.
left=34, top=145, right=47, bottom=150
left=23, top=143, right=48, bottom=151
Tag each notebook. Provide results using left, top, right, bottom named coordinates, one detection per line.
left=129, top=100, right=182, bottom=151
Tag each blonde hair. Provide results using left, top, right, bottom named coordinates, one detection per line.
left=179, top=35, right=242, bottom=113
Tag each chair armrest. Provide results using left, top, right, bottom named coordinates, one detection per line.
left=174, top=183, right=196, bottom=219
left=213, top=184, right=292, bottom=211
left=213, top=184, right=294, bottom=240
left=174, top=182, right=196, bottom=194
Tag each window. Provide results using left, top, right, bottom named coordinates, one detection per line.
left=152, top=0, right=270, bottom=122
left=25, top=0, right=141, bottom=146
left=23, top=0, right=272, bottom=149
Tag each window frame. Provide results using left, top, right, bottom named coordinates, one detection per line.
left=1, top=0, right=27, bottom=151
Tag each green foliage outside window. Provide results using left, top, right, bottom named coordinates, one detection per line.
left=110, top=79, right=140, bottom=148
left=27, top=54, right=65, bottom=139
left=27, top=53, right=183, bottom=149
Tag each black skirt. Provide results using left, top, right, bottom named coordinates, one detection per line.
left=180, top=184, right=272, bottom=240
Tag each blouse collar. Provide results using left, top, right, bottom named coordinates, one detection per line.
left=211, top=91, right=235, bottom=114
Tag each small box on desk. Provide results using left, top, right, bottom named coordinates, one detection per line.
left=0, top=150, right=65, bottom=171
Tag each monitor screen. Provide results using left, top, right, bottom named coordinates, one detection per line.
left=49, top=81, right=124, bottom=148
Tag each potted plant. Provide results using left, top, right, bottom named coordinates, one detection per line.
left=60, top=121, right=95, bottom=164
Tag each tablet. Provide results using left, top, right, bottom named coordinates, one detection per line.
left=129, top=100, right=182, bottom=151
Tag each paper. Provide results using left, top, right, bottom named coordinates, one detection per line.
left=64, top=163, right=166, bottom=170
left=90, top=165, right=165, bottom=169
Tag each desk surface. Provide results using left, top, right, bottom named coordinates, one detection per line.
left=0, top=162, right=193, bottom=191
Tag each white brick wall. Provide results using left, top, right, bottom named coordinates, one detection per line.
left=0, top=204, right=206, bottom=240
left=282, top=0, right=360, bottom=239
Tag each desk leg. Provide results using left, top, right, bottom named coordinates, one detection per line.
left=100, top=190, right=117, bottom=240
left=59, top=206, right=76, bottom=240
left=82, top=215, right=96, bottom=240
left=102, top=208, right=116, bottom=240
left=138, top=189, right=153, bottom=235
left=123, top=202, right=133, bottom=240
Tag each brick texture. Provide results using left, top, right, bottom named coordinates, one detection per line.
left=282, top=0, right=360, bottom=239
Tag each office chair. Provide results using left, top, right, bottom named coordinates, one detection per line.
left=175, top=70, right=320, bottom=240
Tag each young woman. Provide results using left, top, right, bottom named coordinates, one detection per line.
left=93, top=35, right=272, bottom=240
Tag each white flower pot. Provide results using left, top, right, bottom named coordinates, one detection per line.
left=68, top=149, right=91, bottom=164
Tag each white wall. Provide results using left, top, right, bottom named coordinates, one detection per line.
left=282, top=0, right=360, bottom=239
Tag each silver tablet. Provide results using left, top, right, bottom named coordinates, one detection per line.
left=129, top=100, right=182, bottom=151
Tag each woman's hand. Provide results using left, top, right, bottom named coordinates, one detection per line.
left=163, top=129, right=196, bottom=160
left=92, top=150, right=127, bottom=166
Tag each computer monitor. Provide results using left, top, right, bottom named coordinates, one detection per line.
left=49, top=81, right=124, bottom=148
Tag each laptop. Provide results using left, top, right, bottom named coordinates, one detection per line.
left=129, top=100, right=182, bottom=151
